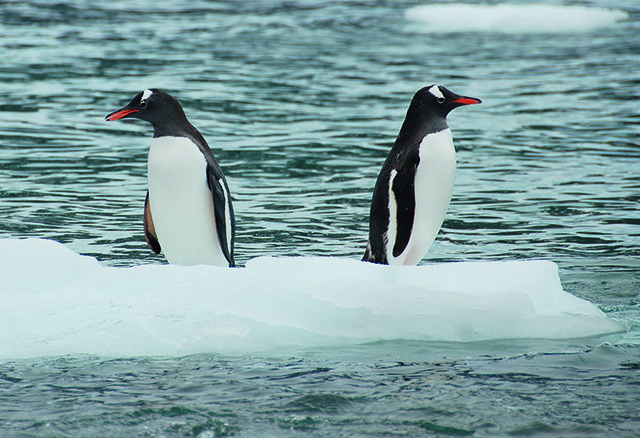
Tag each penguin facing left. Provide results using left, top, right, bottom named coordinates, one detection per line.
left=363, top=85, right=481, bottom=266
left=106, top=89, right=235, bottom=267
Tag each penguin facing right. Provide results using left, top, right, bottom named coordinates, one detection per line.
left=363, top=85, right=481, bottom=265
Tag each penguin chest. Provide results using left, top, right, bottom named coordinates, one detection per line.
left=147, top=136, right=226, bottom=266
left=387, top=129, right=456, bottom=265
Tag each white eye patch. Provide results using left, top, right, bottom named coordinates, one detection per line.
left=428, top=85, right=445, bottom=100
left=141, top=89, right=153, bottom=102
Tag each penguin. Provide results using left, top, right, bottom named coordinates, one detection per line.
left=106, top=89, right=235, bottom=267
left=363, top=85, right=481, bottom=265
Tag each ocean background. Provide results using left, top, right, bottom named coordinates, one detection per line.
left=0, top=0, right=639, bottom=436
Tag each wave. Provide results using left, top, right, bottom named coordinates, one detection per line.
left=0, top=238, right=623, bottom=359
left=404, top=4, right=628, bottom=34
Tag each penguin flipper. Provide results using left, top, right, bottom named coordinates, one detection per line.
left=206, top=164, right=236, bottom=267
left=144, top=191, right=161, bottom=254
left=390, top=154, right=418, bottom=259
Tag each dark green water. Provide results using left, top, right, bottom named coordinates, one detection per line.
left=1, top=0, right=639, bottom=436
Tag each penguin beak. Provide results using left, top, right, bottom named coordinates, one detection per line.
left=452, top=96, right=482, bottom=105
left=105, top=108, right=139, bottom=121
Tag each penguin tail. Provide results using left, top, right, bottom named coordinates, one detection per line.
left=362, top=241, right=388, bottom=265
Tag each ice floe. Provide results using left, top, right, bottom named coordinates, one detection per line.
left=404, top=4, right=628, bottom=34
left=0, top=238, right=624, bottom=359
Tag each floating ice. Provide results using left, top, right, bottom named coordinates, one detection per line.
left=404, top=4, right=628, bottom=34
left=0, top=238, right=623, bottom=359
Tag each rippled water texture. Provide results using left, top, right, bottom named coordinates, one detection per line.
left=0, top=0, right=639, bottom=436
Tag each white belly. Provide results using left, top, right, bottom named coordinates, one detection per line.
left=147, top=136, right=227, bottom=266
left=388, top=129, right=456, bottom=265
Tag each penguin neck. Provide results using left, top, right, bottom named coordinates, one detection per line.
left=151, top=116, right=195, bottom=139
left=150, top=118, right=213, bottom=161
left=396, top=107, right=449, bottom=147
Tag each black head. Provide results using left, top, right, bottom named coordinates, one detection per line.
left=105, top=89, right=187, bottom=127
left=413, top=84, right=481, bottom=117
left=398, top=85, right=481, bottom=138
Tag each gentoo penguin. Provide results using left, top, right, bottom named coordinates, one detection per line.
left=363, top=85, right=480, bottom=265
left=106, top=89, right=235, bottom=267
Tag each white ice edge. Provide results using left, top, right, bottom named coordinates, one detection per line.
left=404, top=4, right=628, bottom=34
left=0, top=238, right=624, bottom=359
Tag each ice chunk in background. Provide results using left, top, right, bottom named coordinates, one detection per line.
left=0, top=238, right=624, bottom=359
left=404, top=4, right=629, bottom=34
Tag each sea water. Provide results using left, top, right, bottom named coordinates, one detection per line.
left=0, top=1, right=639, bottom=436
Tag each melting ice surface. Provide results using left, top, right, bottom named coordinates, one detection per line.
left=404, top=4, right=629, bottom=34
left=0, top=238, right=623, bottom=359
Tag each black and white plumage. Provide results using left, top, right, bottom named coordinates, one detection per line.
left=363, top=85, right=481, bottom=265
left=106, top=89, right=235, bottom=267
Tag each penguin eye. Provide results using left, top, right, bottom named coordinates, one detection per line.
left=437, top=97, right=445, bottom=104
left=140, top=100, right=148, bottom=109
